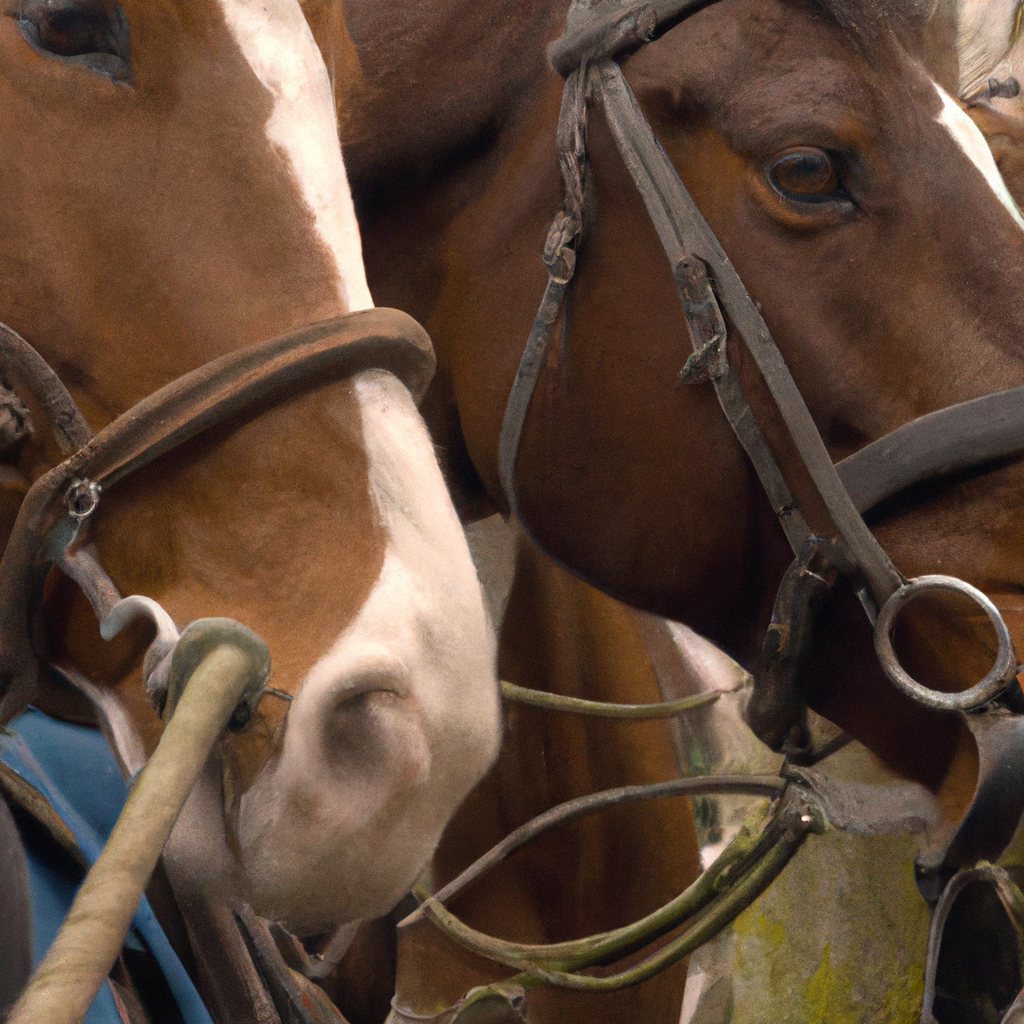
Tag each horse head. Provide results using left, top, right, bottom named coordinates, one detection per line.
left=0, top=0, right=500, bottom=951
left=345, top=0, right=1024, bottom=808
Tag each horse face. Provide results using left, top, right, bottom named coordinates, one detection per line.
left=431, top=0, right=1024, bottom=786
left=622, top=0, right=1024, bottom=777
left=0, top=0, right=500, bottom=933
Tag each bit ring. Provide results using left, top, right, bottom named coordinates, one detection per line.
left=874, top=575, right=1017, bottom=712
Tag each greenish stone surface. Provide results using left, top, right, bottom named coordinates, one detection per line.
left=680, top=716, right=930, bottom=1024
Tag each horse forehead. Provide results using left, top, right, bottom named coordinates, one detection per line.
left=215, top=0, right=372, bottom=312
left=933, top=81, right=1024, bottom=230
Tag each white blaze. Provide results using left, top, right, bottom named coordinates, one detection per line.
left=237, top=372, right=501, bottom=931
left=218, top=0, right=374, bottom=311
left=935, top=82, right=1024, bottom=232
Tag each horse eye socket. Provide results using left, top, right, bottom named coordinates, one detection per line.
left=14, top=0, right=130, bottom=79
left=768, top=148, right=842, bottom=201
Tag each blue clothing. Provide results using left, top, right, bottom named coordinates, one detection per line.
left=0, top=708, right=214, bottom=1024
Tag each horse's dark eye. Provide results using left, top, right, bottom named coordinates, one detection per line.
left=13, top=0, right=130, bottom=82
left=768, top=148, right=842, bottom=202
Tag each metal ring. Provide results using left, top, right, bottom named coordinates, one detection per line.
left=874, top=575, right=1017, bottom=712
left=65, top=478, right=101, bottom=521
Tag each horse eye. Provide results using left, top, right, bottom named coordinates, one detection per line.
left=768, top=148, right=843, bottom=202
left=14, top=0, right=130, bottom=81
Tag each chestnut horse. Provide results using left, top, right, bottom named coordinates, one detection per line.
left=0, top=1, right=501, bottom=1020
left=385, top=524, right=702, bottom=1024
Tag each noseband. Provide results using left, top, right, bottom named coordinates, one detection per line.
left=0, top=306, right=435, bottom=729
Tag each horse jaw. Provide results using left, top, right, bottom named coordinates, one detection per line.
left=218, top=0, right=373, bottom=312
left=234, top=372, right=502, bottom=935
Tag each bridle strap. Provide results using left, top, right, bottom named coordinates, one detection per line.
left=593, top=59, right=908, bottom=601
left=49, top=308, right=433, bottom=496
left=499, top=54, right=904, bottom=600
left=0, top=306, right=434, bottom=724
left=498, top=68, right=588, bottom=524
left=549, top=0, right=716, bottom=76
left=836, top=384, right=1024, bottom=514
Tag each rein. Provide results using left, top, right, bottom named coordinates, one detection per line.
left=466, top=0, right=1024, bottom=1018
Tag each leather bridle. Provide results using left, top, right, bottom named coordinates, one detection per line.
left=480, top=0, right=1024, bottom=1019
left=497, top=0, right=1024, bottom=862
left=501, top=0, right=1024, bottom=724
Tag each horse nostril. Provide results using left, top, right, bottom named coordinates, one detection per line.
left=332, top=675, right=403, bottom=711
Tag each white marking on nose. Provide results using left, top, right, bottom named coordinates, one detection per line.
left=217, top=0, right=374, bottom=311
left=235, top=372, right=500, bottom=930
left=934, top=82, right=1024, bottom=232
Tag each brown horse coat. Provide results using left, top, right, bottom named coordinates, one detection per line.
left=0, top=0, right=501, bottom=1016
left=341, top=0, right=1024, bottom=797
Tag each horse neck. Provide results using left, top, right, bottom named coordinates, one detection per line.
left=397, top=528, right=699, bottom=1023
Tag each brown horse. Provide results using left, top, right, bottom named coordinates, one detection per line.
left=0, top=1, right=501, bottom=1019
left=391, top=524, right=702, bottom=1024
left=341, top=0, right=1024, bottom=801
left=328, top=0, right=1024, bottom=1018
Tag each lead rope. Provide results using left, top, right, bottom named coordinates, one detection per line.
left=6, top=620, right=271, bottom=1024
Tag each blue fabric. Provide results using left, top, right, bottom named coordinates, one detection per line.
left=1, top=708, right=215, bottom=1024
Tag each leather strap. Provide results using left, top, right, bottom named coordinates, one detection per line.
left=592, top=59, right=906, bottom=602
left=0, top=307, right=434, bottom=724
left=498, top=68, right=587, bottom=521
left=549, top=0, right=716, bottom=76
left=836, top=384, right=1024, bottom=514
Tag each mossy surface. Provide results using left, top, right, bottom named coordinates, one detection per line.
left=685, top=741, right=930, bottom=1024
